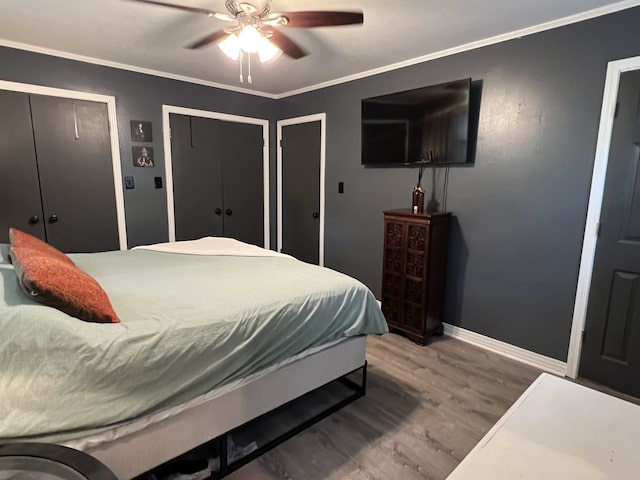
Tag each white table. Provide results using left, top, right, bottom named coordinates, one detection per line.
left=446, top=373, right=640, bottom=480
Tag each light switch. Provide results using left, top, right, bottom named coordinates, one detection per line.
left=154, top=177, right=163, bottom=189
left=124, top=176, right=134, bottom=189
left=338, top=181, right=344, bottom=194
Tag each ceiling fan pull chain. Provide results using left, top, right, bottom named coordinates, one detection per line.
left=72, top=101, right=80, bottom=140
left=247, top=53, right=253, bottom=84
left=239, top=50, right=244, bottom=83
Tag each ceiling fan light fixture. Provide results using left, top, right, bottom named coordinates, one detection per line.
left=258, top=36, right=282, bottom=63
left=218, top=33, right=241, bottom=60
left=237, top=24, right=262, bottom=53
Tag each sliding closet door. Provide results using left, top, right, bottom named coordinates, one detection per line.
left=30, top=95, right=119, bottom=253
left=220, top=121, right=264, bottom=247
left=170, top=114, right=224, bottom=241
left=0, top=91, right=46, bottom=243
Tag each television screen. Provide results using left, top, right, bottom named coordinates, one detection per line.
left=361, top=78, right=471, bottom=166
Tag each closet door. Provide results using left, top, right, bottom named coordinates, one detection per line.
left=0, top=91, right=46, bottom=243
left=281, top=120, right=321, bottom=263
left=170, top=114, right=224, bottom=241
left=220, top=121, right=264, bottom=247
left=30, top=95, right=119, bottom=253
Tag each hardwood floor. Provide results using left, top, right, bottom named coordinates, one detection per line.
left=574, top=377, right=640, bottom=406
left=227, top=333, right=542, bottom=480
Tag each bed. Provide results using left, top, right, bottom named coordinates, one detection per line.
left=0, top=237, right=388, bottom=479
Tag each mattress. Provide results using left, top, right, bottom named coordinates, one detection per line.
left=64, top=336, right=357, bottom=453
left=0, top=238, right=387, bottom=444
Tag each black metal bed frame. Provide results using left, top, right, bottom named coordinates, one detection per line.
left=137, top=361, right=368, bottom=479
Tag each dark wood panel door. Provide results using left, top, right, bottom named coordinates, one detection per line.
left=403, top=222, right=429, bottom=335
left=281, top=121, right=321, bottom=264
left=580, top=70, right=640, bottom=397
left=220, top=121, right=264, bottom=247
left=30, top=95, right=119, bottom=253
left=0, top=91, right=46, bottom=243
left=170, top=114, right=224, bottom=241
left=381, top=219, right=406, bottom=330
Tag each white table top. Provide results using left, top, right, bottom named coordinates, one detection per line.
left=446, top=373, right=640, bottom=480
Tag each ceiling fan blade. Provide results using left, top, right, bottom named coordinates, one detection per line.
left=275, top=11, right=364, bottom=28
left=262, top=27, right=307, bottom=59
left=128, top=0, right=231, bottom=19
left=186, top=30, right=229, bottom=49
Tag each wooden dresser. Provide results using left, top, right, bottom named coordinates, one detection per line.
left=382, top=209, right=451, bottom=344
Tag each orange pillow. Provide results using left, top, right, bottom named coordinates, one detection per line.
left=9, top=228, right=75, bottom=266
left=10, top=246, right=120, bottom=324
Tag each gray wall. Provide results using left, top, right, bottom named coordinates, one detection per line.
left=276, top=7, right=640, bottom=361
left=3, top=6, right=640, bottom=361
left=0, top=46, right=277, bottom=248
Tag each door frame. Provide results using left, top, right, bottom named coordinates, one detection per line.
left=276, top=113, right=326, bottom=266
left=0, top=80, right=127, bottom=249
left=566, top=55, right=640, bottom=378
left=162, top=105, right=270, bottom=248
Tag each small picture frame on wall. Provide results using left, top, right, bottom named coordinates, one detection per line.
left=133, top=146, right=154, bottom=168
left=131, top=120, right=152, bottom=142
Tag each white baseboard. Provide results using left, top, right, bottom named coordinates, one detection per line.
left=443, top=323, right=567, bottom=376
left=375, top=299, right=567, bottom=375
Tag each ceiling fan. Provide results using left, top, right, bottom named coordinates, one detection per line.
left=129, top=0, right=364, bottom=61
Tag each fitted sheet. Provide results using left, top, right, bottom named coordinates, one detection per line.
left=0, top=240, right=387, bottom=443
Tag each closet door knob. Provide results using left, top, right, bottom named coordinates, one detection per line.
left=312, top=212, right=319, bottom=219
left=48, top=214, right=58, bottom=224
left=28, top=215, right=40, bottom=225
left=225, top=209, right=233, bottom=216
left=215, top=208, right=222, bottom=215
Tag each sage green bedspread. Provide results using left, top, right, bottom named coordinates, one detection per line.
left=0, top=248, right=387, bottom=442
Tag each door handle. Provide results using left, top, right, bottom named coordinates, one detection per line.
left=48, top=214, right=58, bottom=224
left=312, top=212, right=319, bottom=219
left=225, top=209, right=233, bottom=216
left=28, top=215, right=40, bottom=225
left=215, top=208, right=222, bottom=215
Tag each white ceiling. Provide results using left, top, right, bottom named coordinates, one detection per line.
left=1, top=0, right=638, bottom=98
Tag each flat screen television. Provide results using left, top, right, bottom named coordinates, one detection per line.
left=361, top=78, right=471, bottom=166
